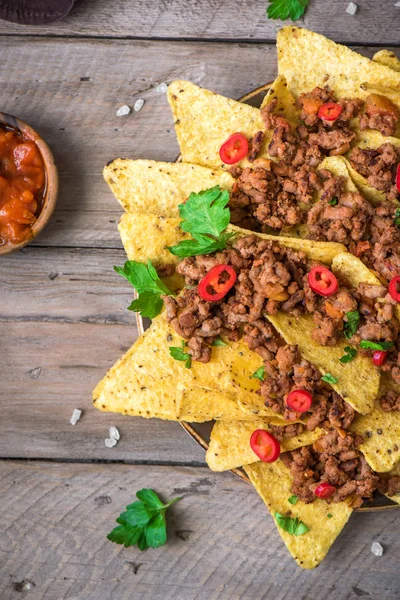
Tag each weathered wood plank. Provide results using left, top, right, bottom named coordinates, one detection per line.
left=0, top=0, right=400, bottom=46
left=0, top=461, right=400, bottom=600
left=0, top=321, right=204, bottom=463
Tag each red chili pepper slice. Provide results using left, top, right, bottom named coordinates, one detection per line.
left=396, top=164, right=400, bottom=193
left=389, top=276, right=400, bottom=302
left=219, top=133, right=249, bottom=165
left=372, top=350, right=388, bottom=367
left=198, top=264, right=237, bottom=302
left=286, top=389, right=313, bottom=413
left=314, top=482, right=336, bottom=499
left=250, top=429, right=280, bottom=463
left=308, top=265, right=339, bottom=297
left=318, top=102, right=343, bottom=122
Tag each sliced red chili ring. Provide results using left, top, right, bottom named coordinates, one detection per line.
left=198, top=264, right=237, bottom=302
left=286, top=389, right=313, bottom=413
left=396, top=164, right=400, bottom=194
left=308, top=265, right=339, bottom=297
left=389, top=276, right=400, bottom=302
left=318, top=102, right=343, bottom=122
left=219, top=133, right=249, bottom=165
left=314, top=482, right=336, bottom=499
left=250, top=429, right=280, bottom=463
left=372, top=350, right=388, bottom=367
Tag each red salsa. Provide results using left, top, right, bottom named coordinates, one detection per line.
left=0, top=125, right=46, bottom=247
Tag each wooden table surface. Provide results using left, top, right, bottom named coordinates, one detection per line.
left=2, top=2, right=400, bottom=598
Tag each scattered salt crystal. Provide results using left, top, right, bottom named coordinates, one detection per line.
left=116, top=104, right=131, bottom=117
left=105, top=438, right=117, bottom=448
left=395, top=2, right=400, bottom=7
left=70, top=408, right=82, bottom=426
left=371, top=541, right=383, bottom=556
left=156, top=82, right=168, bottom=93
left=134, top=98, right=145, bottom=112
left=109, top=426, right=120, bottom=441
left=346, top=2, right=358, bottom=15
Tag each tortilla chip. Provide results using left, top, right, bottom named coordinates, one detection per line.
left=373, top=50, right=400, bottom=73
left=277, top=27, right=400, bottom=107
left=260, top=74, right=300, bottom=127
left=104, top=159, right=234, bottom=216
left=227, top=224, right=346, bottom=264
left=168, top=80, right=269, bottom=170
left=118, top=211, right=188, bottom=269
left=93, top=314, right=278, bottom=422
left=206, top=419, right=323, bottom=471
left=244, top=460, right=353, bottom=569
left=380, top=462, right=400, bottom=504
left=267, top=312, right=379, bottom=415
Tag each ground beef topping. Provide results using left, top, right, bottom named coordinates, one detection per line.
left=281, top=430, right=379, bottom=507
left=378, top=473, right=400, bottom=497
left=359, top=94, right=400, bottom=137
left=349, top=143, right=400, bottom=202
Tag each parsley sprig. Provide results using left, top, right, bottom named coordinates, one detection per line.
left=275, top=512, right=309, bottom=536
left=267, top=0, right=309, bottom=21
left=107, top=489, right=181, bottom=550
left=114, top=259, right=175, bottom=318
left=339, top=346, right=357, bottom=364
left=321, top=373, right=338, bottom=384
left=394, top=208, right=400, bottom=227
left=344, top=310, right=360, bottom=340
left=168, top=186, right=235, bottom=258
left=169, top=340, right=192, bottom=368
left=360, top=340, right=394, bottom=351
left=250, top=366, right=266, bottom=381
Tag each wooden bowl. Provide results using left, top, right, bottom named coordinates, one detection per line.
left=0, top=112, right=58, bottom=256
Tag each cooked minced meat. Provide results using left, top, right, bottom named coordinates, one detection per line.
left=359, top=94, right=399, bottom=137
left=281, top=430, right=379, bottom=507
left=379, top=389, right=400, bottom=412
left=378, top=473, right=400, bottom=497
left=349, top=143, right=400, bottom=202
left=269, top=422, right=306, bottom=442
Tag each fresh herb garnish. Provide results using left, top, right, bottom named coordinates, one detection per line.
left=360, top=340, right=394, bottom=351
left=168, top=186, right=235, bottom=258
left=344, top=310, right=360, bottom=340
left=328, top=196, right=338, bottom=206
left=275, top=512, right=309, bottom=536
left=250, top=366, right=266, bottom=381
left=114, top=259, right=175, bottom=319
left=267, top=0, right=309, bottom=21
left=288, top=495, right=299, bottom=505
left=394, top=208, right=400, bottom=227
left=321, top=373, right=338, bottom=384
left=327, top=513, right=333, bottom=519
left=212, top=337, right=227, bottom=347
left=339, top=346, right=357, bottom=364
left=169, top=340, right=192, bottom=368
left=107, top=489, right=181, bottom=550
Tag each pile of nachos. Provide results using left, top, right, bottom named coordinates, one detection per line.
left=93, top=27, right=400, bottom=568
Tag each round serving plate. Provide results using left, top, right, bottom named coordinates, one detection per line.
left=135, top=83, right=399, bottom=512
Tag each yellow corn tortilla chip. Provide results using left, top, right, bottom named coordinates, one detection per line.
left=93, top=314, right=278, bottom=422
left=168, top=80, right=269, bottom=170
left=260, top=74, right=300, bottom=127
left=267, top=312, right=379, bottom=415
left=118, top=211, right=188, bottom=269
left=244, top=460, right=353, bottom=569
left=380, top=461, right=400, bottom=504
left=206, top=419, right=323, bottom=471
left=104, top=159, right=234, bottom=216
left=373, top=50, right=400, bottom=73
left=277, top=27, right=400, bottom=105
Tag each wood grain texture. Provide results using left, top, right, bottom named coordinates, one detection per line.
left=1, top=461, right=400, bottom=600
left=0, top=0, right=400, bottom=46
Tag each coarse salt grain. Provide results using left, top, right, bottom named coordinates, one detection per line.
left=346, top=2, right=358, bottom=15
left=134, top=98, right=144, bottom=112
left=371, top=541, right=383, bottom=556
left=109, top=426, right=120, bottom=441
left=395, top=2, right=400, bottom=7
left=156, top=82, right=168, bottom=93
left=116, top=104, right=131, bottom=117
left=105, top=438, right=117, bottom=449
left=70, top=408, right=82, bottom=426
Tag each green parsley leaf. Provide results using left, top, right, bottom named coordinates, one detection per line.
left=327, top=513, right=333, bottom=519
left=169, top=340, right=192, bottom=368
left=275, top=512, right=309, bottom=536
left=339, top=346, right=357, bottom=364
left=344, top=310, right=360, bottom=340
left=267, top=0, right=309, bottom=21
left=250, top=366, right=266, bottom=381
left=328, top=196, right=338, bottom=206
left=107, top=489, right=181, bottom=551
left=394, top=208, right=400, bottom=227
left=212, top=337, right=227, bottom=347
left=114, top=259, right=175, bottom=318
left=360, top=340, right=394, bottom=351
left=288, top=495, right=299, bottom=505
left=168, top=231, right=235, bottom=258
left=321, top=373, right=338, bottom=384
